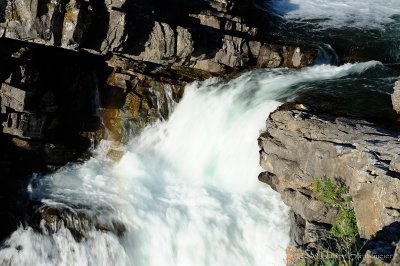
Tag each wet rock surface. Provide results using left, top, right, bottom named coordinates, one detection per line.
left=27, top=202, right=126, bottom=241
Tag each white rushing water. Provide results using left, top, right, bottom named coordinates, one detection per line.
left=266, top=0, right=400, bottom=29
left=0, top=62, right=381, bottom=266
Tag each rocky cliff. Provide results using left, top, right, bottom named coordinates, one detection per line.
left=0, top=0, right=316, bottom=72
left=0, top=0, right=318, bottom=242
left=0, top=0, right=318, bottom=185
left=258, top=100, right=400, bottom=265
left=0, top=0, right=318, bottom=160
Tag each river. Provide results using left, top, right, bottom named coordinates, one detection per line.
left=0, top=1, right=399, bottom=265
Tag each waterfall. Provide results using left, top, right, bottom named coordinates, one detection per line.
left=90, top=72, right=101, bottom=119
left=163, top=85, right=176, bottom=115
left=0, top=61, right=382, bottom=266
left=315, top=44, right=339, bottom=65
left=156, top=84, right=178, bottom=121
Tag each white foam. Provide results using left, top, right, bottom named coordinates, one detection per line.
left=267, top=0, right=400, bottom=29
left=0, top=61, right=381, bottom=266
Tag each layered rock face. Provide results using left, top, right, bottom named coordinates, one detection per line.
left=0, top=0, right=316, bottom=72
left=0, top=0, right=318, bottom=242
left=0, top=0, right=318, bottom=172
left=0, top=40, right=109, bottom=239
left=258, top=103, right=400, bottom=265
left=0, top=0, right=318, bottom=163
left=0, top=39, right=199, bottom=241
left=0, top=39, right=195, bottom=173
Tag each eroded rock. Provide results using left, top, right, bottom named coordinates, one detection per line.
left=258, top=103, right=400, bottom=264
left=259, top=106, right=400, bottom=237
left=28, top=203, right=126, bottom=241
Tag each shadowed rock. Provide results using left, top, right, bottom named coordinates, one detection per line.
left=28, top=202, right=126, bottom=241
left=0, top=0, right=317, bottom=72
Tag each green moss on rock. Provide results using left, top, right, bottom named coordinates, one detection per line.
left=172, top=66, right=212, bottom=81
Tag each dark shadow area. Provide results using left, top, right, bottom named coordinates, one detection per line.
left=51, top=0, right=68, bottom=46
left=36, top=0, right=51, bottom=18
left=0, top=38, right=113, bottom=243
left=364, top=222, right=400, bottom=263
left=72, top=0, right=93, bottom=47
left=0, top=0, right=7, bottom=23
left=80, top=0, right=109, bottom=50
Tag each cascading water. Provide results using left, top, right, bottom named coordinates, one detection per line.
left=266, top=0, right=400, bottom=28
left=1, top=0, right=400, bottom=265
left=264, top=0, right=400, bottom=62
left=0, top=61, right=389, bottom=266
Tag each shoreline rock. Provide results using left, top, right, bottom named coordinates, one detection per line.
left=258, top=97, right=400, bottom=264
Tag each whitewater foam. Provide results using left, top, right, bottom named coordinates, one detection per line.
left=266, top=0, right=400, bottom=29
left=0, top=61, right=382, bottom=266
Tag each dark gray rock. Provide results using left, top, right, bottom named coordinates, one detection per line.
left=289, top=210, right=305, bottom=246
left=28, top=203, right=126, bottom=241
left=282, top=188, right=340, bottom=225
left=0, top=0, right=317, bottom=72
left=2, top=112, right=47, bottom=139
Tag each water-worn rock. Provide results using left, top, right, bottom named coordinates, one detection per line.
left=258, top=103, right=400, bottom=264
left=28, top=203, right=126, bottom=241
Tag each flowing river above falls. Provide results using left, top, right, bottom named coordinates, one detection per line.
left=263, top=0, right=400, bottom=63
left=1, top=1, right=400, bottom=266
